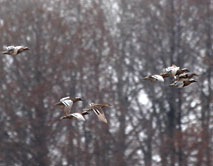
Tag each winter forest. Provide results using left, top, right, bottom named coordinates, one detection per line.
left=0, top=0, right=213, bottom=166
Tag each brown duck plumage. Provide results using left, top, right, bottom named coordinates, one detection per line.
left=55, top=96, right=83, bottom=116
left=60, top=112, right=89, bottom=121
left=174, top=72, right=198, bottom=81
left=82, top=103, right=111, bottom=123
left=169, top=79, right=197, bottom=88
left=161, top=66, right=190, bottom=78
left=2, top=46, right=29, bottom=55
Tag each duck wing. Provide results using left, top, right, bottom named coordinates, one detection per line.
left=69, top=113, right=86, bottom=121
left=61, top=99, right=73, bottom=115
left=92, top=107, right=108, bottom=123
left=165, top=65, right=180, bottom=76
left=151, top=75, right=164, bottom=82
left=144, top=74, right=164, bottom=82
left=2, top=46, right=15, bottom=55
left=165, top=65, right=179, bottom=72
left=169, top=80, right=184, bottom=88
left=60, top=113, right=86, bottom=121
left=6, top=46, right=15, bottom=50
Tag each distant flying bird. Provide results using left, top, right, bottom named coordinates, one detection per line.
left=144, top=65, right=190, bottom=83
left=169, top=79, right=196, bottom=88
left=2, top=45, right=29, bottom=55
left=174, top=72, right=198, bottom=81
left=55, top=97, right=83, bottom=116
left=82, top=103, right=111, bottom=124
left=144, top=74, right=165, bottom=82
left=161, top=65, right=190, bottom=77
left=144, top=65, right=197, bottom=88
left=60, top=112, right=89, bottom=121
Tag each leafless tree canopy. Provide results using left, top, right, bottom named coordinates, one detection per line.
left=0, top=0, right=212, bottom=166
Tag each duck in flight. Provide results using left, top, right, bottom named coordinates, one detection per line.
left=169, top=79, right=196, bottom=88
left=174, top=72, right=198, bottom=81
left=144, top=65, right=190, bottom=82
left=60, top=112, right=89, bottom=121
left=2, top=45, right=29, bottom=55
left=82, top=103, right=111, bottom=123
left=161, top=65, right=190, bottom=77
left=55, top=97, right=83, bottom=116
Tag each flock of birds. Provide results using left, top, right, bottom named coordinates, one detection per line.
left=144, top=64, right=198, bottom=88
left=55, top=97, right=110, bottom=123
left=2, top=45, right=111, bottom=123
left=2, top=45, right=198, bottom=123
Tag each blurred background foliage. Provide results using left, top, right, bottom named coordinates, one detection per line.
left=0, top=0, right=212, bottom=166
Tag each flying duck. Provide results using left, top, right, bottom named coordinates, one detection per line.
left=2, top=46, right=29, bottom=55
left=161, top=65, right=190, bottom=77
left=144, top=65, right=190, bottom=82
left=82, top=103, right=111, bottom=123
left=174, top=72, right=198, bottom=81
left=60, top=112, right=89, bottom=121
left=169, top=79, right=196, bottom=88
left=55, top=97, right=83, bottom=116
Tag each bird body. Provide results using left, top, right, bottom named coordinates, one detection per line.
left=169, top=79, right=196, bottom=88
left=179, top=72, right=198, bottom=79
left=55, top=97, right=83, bottom=116
left=144, top=64, right=196, bottom=88
left=163, top=65, right=189, bottom=77
left=82, top=103, right=111, bottom=123
left=60, top=112, right=89, bottom=121
left=173, top=72, right=198, bottom=82
left=2, top=45, right=29, bottom=55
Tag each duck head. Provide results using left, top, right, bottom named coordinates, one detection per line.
left=190, top=73, right=198, bottom=77
left=72, top=97, right=83, bottom=102
left=23, top=47, right=29, bottom=51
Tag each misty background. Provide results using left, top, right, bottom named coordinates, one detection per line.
left=0, top=0, right=212, bottom=166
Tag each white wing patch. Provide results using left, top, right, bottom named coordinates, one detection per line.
left=165, top=65, right=180, bottom=76
left=5, top=46, right=15, bottom=50
left=92, top=108, right=108, bottom=123
left=152, top=75, right=164, bottom=82
left=60, top=97, right=73, bottom=115
left=60, top=96, right=70, bottom=101
left=71, top=113, right=85, bottom=121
